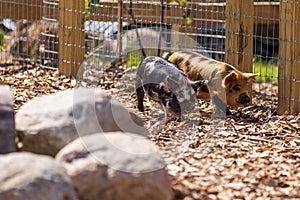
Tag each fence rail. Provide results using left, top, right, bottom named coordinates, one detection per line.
left=1, top=0, right=300, bottom=114
left=0, top=0, right=43, bottom=20
left=0, top=1, right=280, bottom=23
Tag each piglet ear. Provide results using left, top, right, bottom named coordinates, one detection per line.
left=191, top=80, right=209, bottom=92
left=190, top=80, right=202, bottom=91
left=223, top=71, right=238, bottom=87
left=244, top=73, right=260, bottom=81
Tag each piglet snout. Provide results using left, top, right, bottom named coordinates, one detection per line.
left=237, top=93, right=250, bottom=105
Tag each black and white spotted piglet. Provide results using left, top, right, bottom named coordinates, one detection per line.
left=135, top=56, right=207, bottom=121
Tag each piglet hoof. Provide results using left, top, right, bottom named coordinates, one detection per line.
left=176, top=117, right=183, bottom=122
left=225, top=107, right=232, bottom=116
left=197, top=119, right=204, bottom=125
left=164, top=118, right=172, bottom=125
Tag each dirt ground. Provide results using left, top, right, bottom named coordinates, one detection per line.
left=0, top=61, right=299, bottom=199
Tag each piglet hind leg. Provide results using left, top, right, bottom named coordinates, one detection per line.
left=136, top=86, right=145, bottom=112
left=162, top=103, right=170, bottom=123
left=160, top=101, right=177, bottom=124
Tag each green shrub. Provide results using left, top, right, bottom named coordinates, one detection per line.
left=0, top=30, right=6, bottom=50
left=253, top=56, right=278, bottom=82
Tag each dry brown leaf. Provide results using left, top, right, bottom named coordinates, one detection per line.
left=1, top=62, right=300, bottom=200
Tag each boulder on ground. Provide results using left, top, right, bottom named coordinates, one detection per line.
left=56, top=132, right=173, bottom=200
left=0, top=152, right=75, bottom=200
left=0, top=85, right=16, bottom=153
left=16, top=88, right=147, bottom=156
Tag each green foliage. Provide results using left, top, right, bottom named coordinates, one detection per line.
left=127, top=52, right=142, bottom=67
left=31, top=56, right=37, bottom=62
left=0, top=30, right=6, bottom=50
left=253, top=56, right=278, bottom=82
left=85, top=0, right=101, bottom=18
left=126, top=50, right=158, bottom=67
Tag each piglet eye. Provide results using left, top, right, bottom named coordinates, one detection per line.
left=178, top=93, right=184, bottom=98
left=233, top=84, right=241, bottom=91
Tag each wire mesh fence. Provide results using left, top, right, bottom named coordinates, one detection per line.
left=40, top=0, right=59, bottom=69
left=0, top=0, right=299, bottom=114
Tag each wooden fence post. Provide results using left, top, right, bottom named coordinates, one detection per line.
left=279, top=0, right=300, bottom=114
left=58, top=0, right=85, bottom=77
left=292, top=1, right=300, bottom=113
left=225, top=0, right=254, bottom=73
left=117, top=0, right=123, bottom=63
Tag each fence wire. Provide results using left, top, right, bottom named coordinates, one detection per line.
left=1, top=0, right=300, bottom=113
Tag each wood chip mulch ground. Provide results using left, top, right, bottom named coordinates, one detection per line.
left=0, top=61, right=299, bottom=200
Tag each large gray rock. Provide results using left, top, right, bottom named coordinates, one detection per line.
left=0, top=152, right=75, bottom=200
left=56, top=132, right=173, bottom=200
left=16, top=88, right=146, bottom=156
left=0, top=85, right=16, bottom=153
